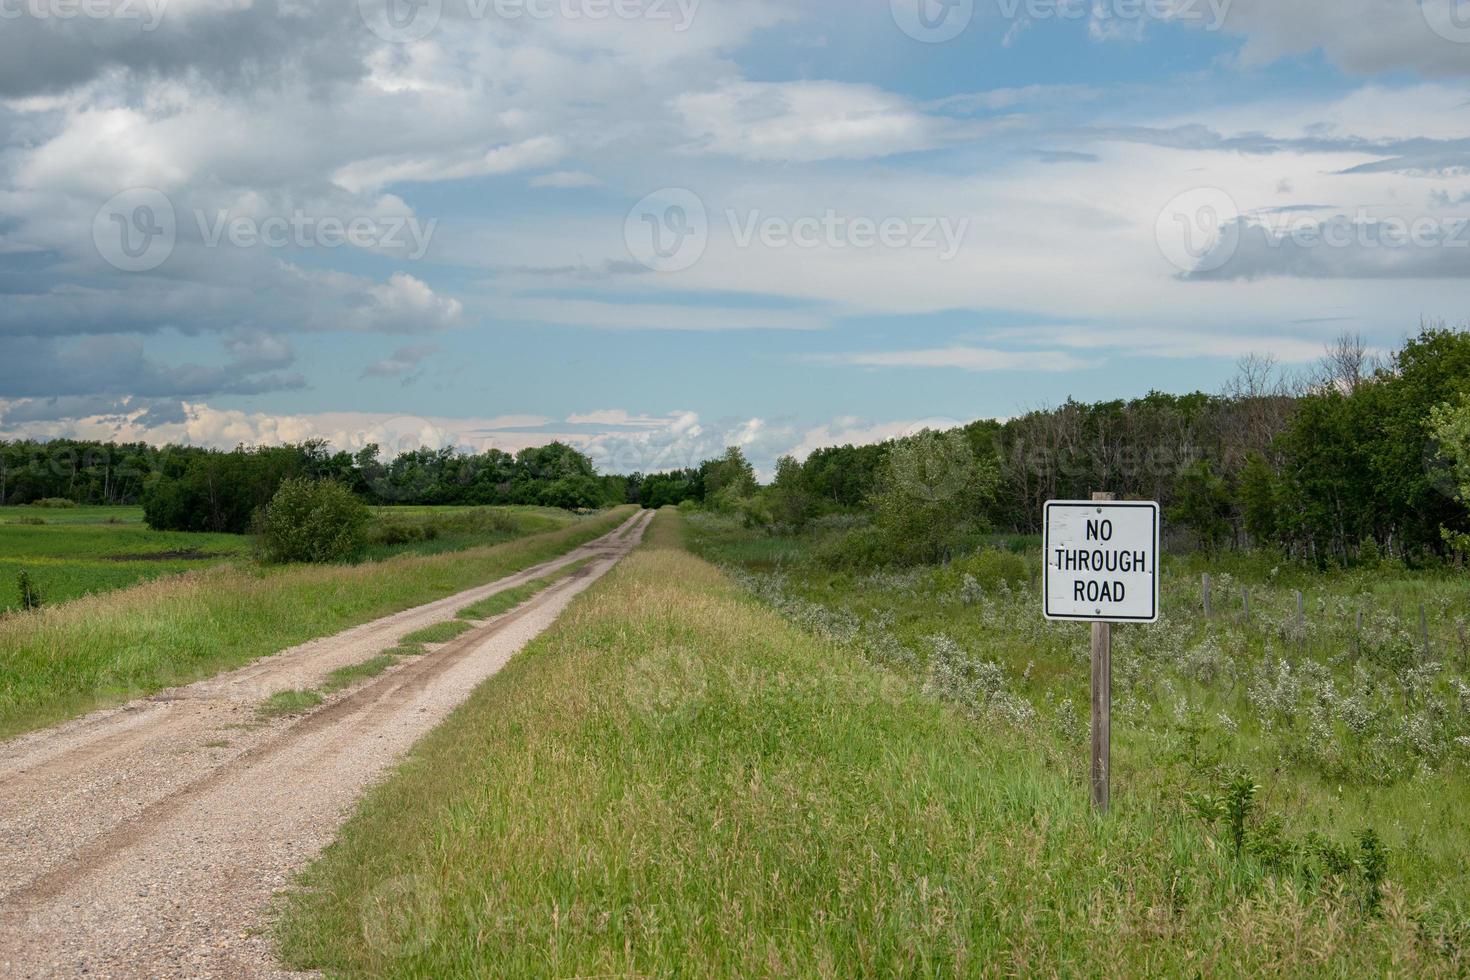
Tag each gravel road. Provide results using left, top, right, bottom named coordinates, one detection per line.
left=0, top=509, right=651, bottom=978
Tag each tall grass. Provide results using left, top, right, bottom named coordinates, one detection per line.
left=0, top=507, right=635, bottom=738
left=276, top=512, right=1460, bottom=977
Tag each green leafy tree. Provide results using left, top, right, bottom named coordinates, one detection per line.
left=701, top=447, right=757, bottom=512
left=1238, top=453, right=1280, bottom=547
left=1170, top=460, right=1233, bottom=553
left=1430, top=393, right=1470, bottom=554
left=869, top=429, right=999, bottom=565
left=256, top=478, right=370, bottom=564
left=767, top=455, right=816, bottom=530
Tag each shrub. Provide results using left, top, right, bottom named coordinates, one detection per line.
left=256, top=478, right=370, bottom=564
left=814, top=527, right=887, bottom=570
left=367, top=520, right=436, bottom=547
left=931, top=548, right=1031, bottom=594
left=17, top=571, right=43, bottom=610
left=29, top=498, right=77, bottom=509
left=868, top=430, right=999, bottom=566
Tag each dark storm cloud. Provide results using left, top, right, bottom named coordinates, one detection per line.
left=0, top=1, right=370, bottom=98
left=0, top=335, right=305, bottom=400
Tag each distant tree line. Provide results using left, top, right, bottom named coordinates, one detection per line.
left=10, top=325, right=1470, bottom=562
left=0, top=438, right=628, bottom=533
left=689, top=326, right=1470, bottom=567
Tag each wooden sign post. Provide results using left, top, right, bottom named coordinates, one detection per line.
left=1042, top=493, right=1160, bottom=815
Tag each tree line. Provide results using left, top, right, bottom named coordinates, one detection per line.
left=8, top=325, right=1470, bottom=561
left=691, top=326, right=1470, bottom=567
left=0, top=438, right=626, bottom=533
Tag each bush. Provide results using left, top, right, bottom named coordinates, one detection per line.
left=29, top=498, right=77, bottom=509
left=868, top=430, right=999, bottom=566
left=366, top=520, right=439, bottom=547
left=256, top=478, right=370, bottom=564
left=814, top=527, right=888, bottom=570
left=17, top=571, right=43, bottom=610
left=931, top=548, right=1031, bottom=593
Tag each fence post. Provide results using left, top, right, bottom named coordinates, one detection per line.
left=1090, top=491, right=1114, bottom=815
left=1202, top=572, right=1212, bottom=618
left=1421, top=604, right=1430, bottom=660
left=1241, top=587, right=1250, bottom=622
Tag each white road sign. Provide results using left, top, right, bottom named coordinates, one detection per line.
left=1043, top=500, right=1160, bottom=623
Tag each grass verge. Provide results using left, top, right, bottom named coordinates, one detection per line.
left=400, top=620, right=475, bottom=646
left=276, top=511, right=1458, bottom=977
left=320, top=655, right=399, bottom=694
left=0, top=507, right=636, bottom=739
left=257, top=689, right=324, bottom=719
left=455, top=557, right=594, bottom=621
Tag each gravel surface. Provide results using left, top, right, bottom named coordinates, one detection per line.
left=0, top=510, right=651, bottom=979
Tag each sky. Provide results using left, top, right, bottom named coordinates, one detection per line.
left=2, top=0, right=1470, bottom=476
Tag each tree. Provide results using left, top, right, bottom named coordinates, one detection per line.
left=767, top=455, right=816, bottom=530
left=256, top=478, right=370, bottom=564
left=1430, top=393, right=1470, bottom=555
left=869, top=429, right=999, bottom=565
left=701, top=447, right=757, bottom=511
left=1238, top=453, right=1280, bottom=547
left=1170, top=460, right=1232, bottom=553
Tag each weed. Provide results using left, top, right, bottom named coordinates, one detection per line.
left=400, top=620, right=474, bottom=646
left=16, top=570, right=43, bottom=610
left=258, top=689, right=324, bottom=719
left=321, top=656, right=397, bottom=693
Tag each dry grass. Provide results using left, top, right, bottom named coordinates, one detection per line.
left=276, top=511, right=1463, bottom=977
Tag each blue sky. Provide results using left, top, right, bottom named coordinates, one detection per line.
left=3, top=0, right=1470, bottom=474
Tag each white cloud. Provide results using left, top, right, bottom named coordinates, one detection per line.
left=530, top=171, right=605, bottom=189
left=496, top=297, right=827, bottom=332
left=360, top=344, right=440, bottom=382
left=1210, top=0, right=1470, bottom=77
left=332, top=136, right=566, bottom=193
left=675, top=80, right=947, bottom=162
left=810, top=346, right=1097, bottom=372
left=357, top=273, right=465, bottom=332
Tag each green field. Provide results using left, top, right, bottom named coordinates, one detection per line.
left=0, top=507, right=635, bottom=737
left=275, top=511, right=1469, bottom=976
left=0, top=506, right=250, bottom=612
left=0, top=504, right=583, bottom=613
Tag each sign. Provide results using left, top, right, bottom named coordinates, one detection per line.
left=1043, top=500, right=1160, bottom=623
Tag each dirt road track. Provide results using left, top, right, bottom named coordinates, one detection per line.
left=0, top=509, right=652, bottom=979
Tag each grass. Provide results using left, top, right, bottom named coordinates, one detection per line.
left=321, top=655, right=399, bottom=694
left=400, top=620, right=475, bottom=646
left=0, top=507, right=250, bottom=612
left=361, top=506, right=579, bottom=561
left=684, top=514, right=1470, bottom=950
left=455, top=558, right=594, bottom=621
left=275, top=511, right=1465, bottom=976
left=0, top=504, right=586, bottom=613
left=258, top=689, right=324, bottom=719
left=0, top=507, right=636, bottom=739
